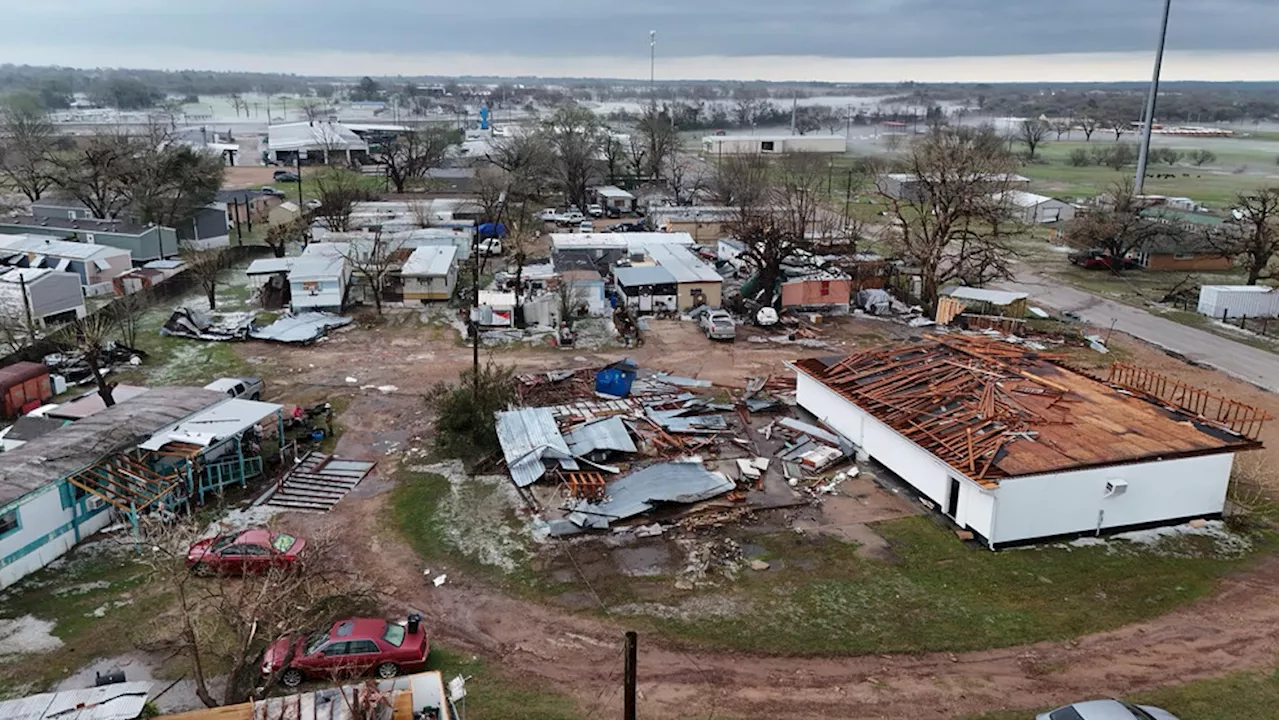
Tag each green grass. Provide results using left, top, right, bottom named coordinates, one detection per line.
left=425, top=645, right=582, bottom=720
left=0, top=549, right=169, bottom=696
left=268, top=172, right=387, bottom=203
left=387, top=469, right=553, bottom=595
left=112, top=305, right=251, bottom=387
left=967, top=668, right=1279, bottom=720
left=632, top=517, right=1272, bottom=656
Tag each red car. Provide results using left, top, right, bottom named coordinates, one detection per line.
left=186, top=529, right=306, bottom=576
left=261, top=616, right=430, bottom=688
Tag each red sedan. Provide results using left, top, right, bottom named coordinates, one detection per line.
left=261, top=616, right=430, bottom=688
left=185, top=529, right=306, bottom=576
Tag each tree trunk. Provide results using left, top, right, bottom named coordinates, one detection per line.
left=206, top=284, right=217, bottom=310
left=1247, top=264, right=1262, bottom=285
left=272, top=243, right=286, bottom=258
left=86, top=355, right=115, bottom=407
left=371, top=279, right=383, bottom=315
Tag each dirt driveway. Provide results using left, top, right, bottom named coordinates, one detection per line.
left=247, top=315, right=1278, bottom=719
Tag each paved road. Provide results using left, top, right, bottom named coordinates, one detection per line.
left=992, top=270, right=1279, bottom=393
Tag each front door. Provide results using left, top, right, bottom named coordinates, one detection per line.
left=945, top=477, right=961, bottom=519
left=638, top=288, right=653, bottom=312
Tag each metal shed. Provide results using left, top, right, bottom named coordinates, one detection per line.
left=1197, top=285, right=1278, bottom=319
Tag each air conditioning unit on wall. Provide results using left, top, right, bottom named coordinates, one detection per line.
left=1104, top=479, right=1128, bottom=498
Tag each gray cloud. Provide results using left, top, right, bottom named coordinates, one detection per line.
left=4, top=0, right=1276, bottom=61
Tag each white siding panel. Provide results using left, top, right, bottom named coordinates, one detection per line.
left=991, top=453, right=1234, bottom=544
left=795, top=372, right=996, bottom=539
left=0, top=487, right=114, bottom=589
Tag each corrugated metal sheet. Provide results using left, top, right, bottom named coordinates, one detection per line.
left=567, top=462, right=733, bottom=529
left=249, top=312, right=354, bottom=343
left=139, top=398, right=282, bottom=450
left=495, top=408, right=575, bottom=487
left=562, top=416, right=637, bottom=456
left=945, top=286, right=1028, bottom=305
left=0, top=682, right=152, bottom=720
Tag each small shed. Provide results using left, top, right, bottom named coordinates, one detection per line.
left=935, top=287, right=1029, bottom=327
left=1197, top=285, right=1279, bottom=319
left=614, top=265, right=678, bottom=314
left=0, top=362, right=52, bottom=417
left=401, top=245, right=459, bottom=302
left=993, top=191, right=1076, bottom=224
left=269, top=201, right=302, bottom=226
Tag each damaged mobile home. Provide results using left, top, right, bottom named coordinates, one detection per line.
left=791, top=335, right=1270, bottom=548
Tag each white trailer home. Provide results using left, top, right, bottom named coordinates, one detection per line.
left=791, top=337, right=1266, bottom=548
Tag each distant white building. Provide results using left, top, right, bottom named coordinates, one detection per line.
left=266, top=121, right=369, bottom=165
left=401, top=245, right=459, bottom=302
left=993, top=191, right=1076, bottom=224
left=702, top=134, right=846, bottom=155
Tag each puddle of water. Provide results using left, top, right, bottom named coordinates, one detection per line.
left=612, top=544, right=672, bottom=577
left=739, top=542, right=767, bottom=559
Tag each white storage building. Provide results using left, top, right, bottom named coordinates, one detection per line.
left=702, top=134, right=846, bottom=155
left=791, top=337, right=1265, bottom=549
left=993, top=190, right=1076, bottom=224
left=1196, top=285, right=1278, bottom=319
left=0, top=268, right=86, bottom=327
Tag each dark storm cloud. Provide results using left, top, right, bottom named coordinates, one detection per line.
left=7, top=0, right=1277, bottom=58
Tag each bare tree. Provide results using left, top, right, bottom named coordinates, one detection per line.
left=664, top=152, right=707, bottom=206
left=129, top=122, right=226, bottom=227
left=730, top=154, right=830, bottom=307
left=338, top=229, right=404, bottom=315
left=1079, top=117, right=1098, bottom=142
left=709, top=153, right=770, bottom=208
left=1188, top=148, right=1217, bottom=166
left=136, top=523, right=379, bottom=707
left=1106, top=117, right=1128, bottom=141
left=182, top=244, right=226, bottom=309
left=543, top=106, right=604, bottom=209
left=1018, top=119, right=1050, bottom=160
left=883, top=133, right=904, bottom=152
left=875, top=125, right=1020, bottom=310
left=1209, top=188, right=1280, bottom=285
left=0, top=104, right=60, bottom=202
left=111, top=291, right=147, bottom=348
left=625, top=134, right=649, bottom=181
left=375, top=126, right=457, bottom=193
left=50, top=130, right=137, bottom=219
left=601, top=134, right=627, bottom=185
left=1049, top=120, right=1071, bottom=141
left=60, top=313, right=119, bottom=408
left=637, top=106, right=678, bottom=181
left=1063, top=178, right=1172, bottom=274
left=312, top=168, right=367, bottom=231
left=229, top=94, right=249, bottom=119
left=299, top=98, right=328, bottom=123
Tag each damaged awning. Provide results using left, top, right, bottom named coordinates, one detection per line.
left=495, top=407, right=577, bottom=487
left=566, top=462, right=734, bottom=530
left=139, top=398, right=282, bottom=451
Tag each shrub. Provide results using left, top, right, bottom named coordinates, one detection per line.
left=427, top=361, right=515, bottom=463
left=1068, top=148, right=1091, bottom=167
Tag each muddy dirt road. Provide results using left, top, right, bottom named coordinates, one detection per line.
left=256, top=317, right=1278, bottom=719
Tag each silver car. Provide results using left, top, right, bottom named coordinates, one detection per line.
left=1036, top=700, right=1179, bottom=720
left=698, top=309, right=736, bottom=341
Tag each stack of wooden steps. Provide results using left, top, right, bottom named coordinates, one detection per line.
left=257, top=451, right=376, bottom=512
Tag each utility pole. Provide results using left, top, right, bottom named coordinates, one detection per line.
left=623, top=631, right=637, bottom=720
left=295, top=153, right=304, bottom=206
left=1134, top=0, right=1172, bottom=194
left=649, top=31, right=656, bottom=109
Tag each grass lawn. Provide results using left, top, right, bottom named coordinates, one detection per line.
left=0, top=547, right=168, bottom=696
left=426, top=645, right=582, bottom=720
left=268, top=171, right=387, bottom=204
left=966, top=668, right=1279, bottom=720
left=389, top=465, right=1276, bottom=657
left=641, top=517, right=1273, bottom=656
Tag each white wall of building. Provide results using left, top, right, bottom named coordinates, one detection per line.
left=1, top=483, right=112, bottom=589
left=990, top=453, right=1233, bottom=545
left=795, top=372, right=994, bottom=536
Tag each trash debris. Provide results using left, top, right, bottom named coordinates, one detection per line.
left=749, top=559, right=770, bottom=571
left=432, top=574, right=448, bottom=587
left=160, top=308, right=254, bottom=341
left=249, top=312, right=353, bottom=344
left=345, top=377, right=358, bottom=384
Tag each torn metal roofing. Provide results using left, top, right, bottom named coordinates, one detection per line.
left=249, top=312, right=353, bottom=344
left=568, top=462, right=733, bottom=529
left=562, top=416, right=637, bottom=456
left=647, top=409, right=729, bottom=433
left=495, top=407, right=576, bottom=487
left=139, top=398, right=282, bottom=451
left=0, top=681, right=153, bottom=720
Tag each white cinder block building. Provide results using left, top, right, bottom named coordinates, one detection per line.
left=791, top=337, right=1266, bottom=548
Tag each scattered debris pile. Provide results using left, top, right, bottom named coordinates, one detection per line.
left=43, top=343, right=147, bottom=386
left=161, top=308, right=351, bottom=345
left=500, top=360, right=854, bottom=538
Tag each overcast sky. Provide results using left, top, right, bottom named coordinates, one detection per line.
left=0, top=0, right=1276, bottom=81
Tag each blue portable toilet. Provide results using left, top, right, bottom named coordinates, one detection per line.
left=595, top=359, right=638, bottom=397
